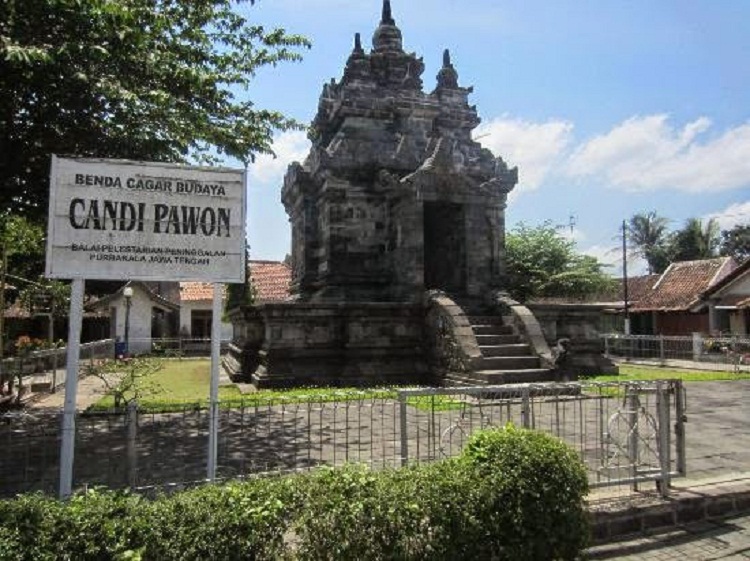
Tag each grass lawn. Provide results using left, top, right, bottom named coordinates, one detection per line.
left=90, top=358, right=750, bottom=413
left=591, top=364, right=750, bottom=383
left=89, top=358, right=464, bottom=412
left=91, top=359, right=242, bottom=411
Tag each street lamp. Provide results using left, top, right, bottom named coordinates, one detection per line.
left=123, top=285, right=133, bottom=356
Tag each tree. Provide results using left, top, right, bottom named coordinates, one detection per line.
left=1, top=0, right=311, bottom=223
left=225, top=248, right=255, bottom=314
left=719, top=224, right=750, bottom=262
left=0, top=215, right=46, bottom=281
left=626, top=211, right=672, bottom=274
left=505, top=222, right=616, bottom=302
left=670, top=218, right=720, bottom=262
left=0, top=215, right=47, bottom=360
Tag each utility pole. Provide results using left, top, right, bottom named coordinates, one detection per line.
left=0, top=245, right=6, bottom=360
left=622, top=220, right=630, bottom=335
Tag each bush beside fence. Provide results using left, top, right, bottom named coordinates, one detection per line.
left=0, top=426, right=588, bottom=561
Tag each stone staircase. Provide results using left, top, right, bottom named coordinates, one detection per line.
left=467, top=314, right=554, bottom=384
left=443, top=296, right=555, bottom=385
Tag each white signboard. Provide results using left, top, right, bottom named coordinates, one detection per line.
left=46, top=156, right=246, bottom=282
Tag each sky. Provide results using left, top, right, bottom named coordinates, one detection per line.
left=237, top=0, right=750, bottom=276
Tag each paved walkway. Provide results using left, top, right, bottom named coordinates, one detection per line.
left=588, top=513, right=750, bottom=560
left=27, top=371, right=120, bottom=410
left=620, top=357, right=750, bottom=373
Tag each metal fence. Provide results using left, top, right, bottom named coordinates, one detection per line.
left=0, top=380, right=685, bottom=499
left=1, top=339, right=114, bottom=395
left=147, top=337, right=231, bottom=357
left=1, top=338, right=229, bottom=399
left=603, top=333, right=750, bottom=372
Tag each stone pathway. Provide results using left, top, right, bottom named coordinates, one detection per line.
left=27, top=371, right=120, bottom=410
left=588, top=513, right=750, bottom=560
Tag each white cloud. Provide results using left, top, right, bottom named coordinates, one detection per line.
left=247, top=130, right=310, bottom=185
left=705, top=201, right=750, bottom=230
left=558, top=226, right=585, bottom=243
left=580, top=243, right=619, bottom=266
left=567, top=115, right=750, bottom=192
left=580, top=243, right=648, bottom=277
left=474, top=117, right=573, bottom=192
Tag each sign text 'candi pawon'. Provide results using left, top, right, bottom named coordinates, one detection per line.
left=68, top=198, right=231, bottom=237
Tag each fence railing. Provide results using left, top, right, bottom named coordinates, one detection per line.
left=603, top=333, right=750, bottom=372
left=0, top=337, right=233, bottom=399
left=147, top=337, right=231, bottom=357
left=0, top=339, right=114, bottom=395
left=0, top=380, right=685, bottom=499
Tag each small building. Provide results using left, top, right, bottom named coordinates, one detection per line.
left=700, top=258, right=750, bottom=335
left=88, top=282, right=179, bottom=354
left=178, top=282, right=232, bottom=340
left=628, top=257, right=738, bottom=336
left=179, top=260, right=292, bottom=339
left=84, top=261, right=291, bottom=355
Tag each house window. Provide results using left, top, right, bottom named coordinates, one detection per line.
left=191, top=310, right=212, bottom=338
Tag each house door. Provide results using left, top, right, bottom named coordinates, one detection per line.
left=423, top=201, right=466, bottom=293
left=109, top=307, right=118, bottom=339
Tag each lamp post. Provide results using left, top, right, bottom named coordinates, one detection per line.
left=123, top=286, right=133, bottom=356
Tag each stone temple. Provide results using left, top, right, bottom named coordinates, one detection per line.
left=284, top=2, right=517, bottom=303
left=227, top=1, right=614, bottom=387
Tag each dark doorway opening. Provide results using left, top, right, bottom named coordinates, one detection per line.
left=423, top=201, right=466, bottom=293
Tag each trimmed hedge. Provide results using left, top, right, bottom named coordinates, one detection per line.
left=0, top=426, right=588, bottom=560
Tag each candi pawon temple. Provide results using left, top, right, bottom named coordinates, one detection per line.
left=226, top=0, right=616, bottom=388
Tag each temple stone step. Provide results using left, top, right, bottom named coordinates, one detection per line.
left=471, top=324, right=515, bottom=336
left=479, top=344, right=533, bottom=357
left=467, top=315, right=504, bottom=325
left=480, top=355, right=541, bottom=370
left=473, top=369, right=556, bottom=384
left=475, top=334, right=520, bottom=346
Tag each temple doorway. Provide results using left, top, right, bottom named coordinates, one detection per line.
left=423, top=201, right=466, bottom=293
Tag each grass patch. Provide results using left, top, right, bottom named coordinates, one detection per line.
left=590, top=364, right=750, bottom=383
left=88, top=359, right=464, bottom=412
left=90, top=359, right=242, bottom=412
left=89, top=358, right=750, bottom=413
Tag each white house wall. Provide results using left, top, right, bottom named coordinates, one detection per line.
left=113, top=290, right=155, bottom=355
left=179, top=300, right=232, bottom=340
left=723, top=274, right=750, bottom=296
left=714, top=269, right=750, bottom=336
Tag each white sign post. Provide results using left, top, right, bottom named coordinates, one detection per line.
left=47, top=156, right=246, bottom=497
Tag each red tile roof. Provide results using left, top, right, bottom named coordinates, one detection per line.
left=179, top=282, right=216, bottom=302
left=179, top=261, right=291, bottom=305
left=627, top=274, right=661, bottom=303
left=250, top=260, right=291, bottom=303
left=631, top=257, right=736, bottom=312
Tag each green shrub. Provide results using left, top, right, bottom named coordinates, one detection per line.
left=144, top=478, right=294, bottom=560
left=291, top=464, right=440, bottom=560
left=0, top=493, right=61, bottom=561
left=0, top=490, right=146, bottom=561
left=0, top=426, right=589, bottom=560
left=462, top=423, right=590, bottom=560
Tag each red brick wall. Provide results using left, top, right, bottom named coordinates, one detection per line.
left=655, top=312, right=709, bottom=335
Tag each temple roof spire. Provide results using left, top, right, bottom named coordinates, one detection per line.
left=381, top=0, right=395, bottom=25
left=372, top=0, right=402, bottom=52
left=353, top=32, right=363, bottom=55
left=436, top=48, right=459, bottom=89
